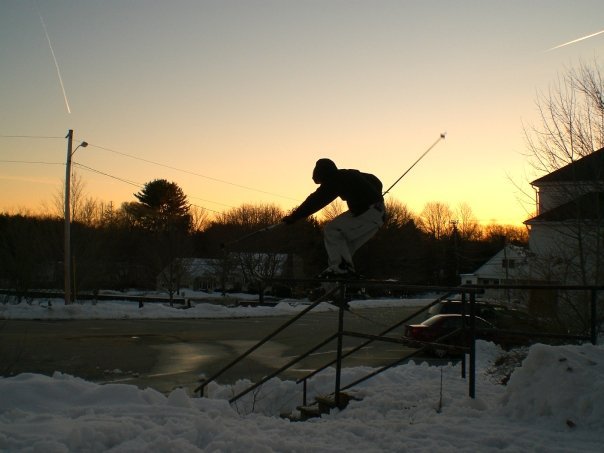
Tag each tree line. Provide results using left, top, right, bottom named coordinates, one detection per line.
left=0, top=178, right=527, bottom=298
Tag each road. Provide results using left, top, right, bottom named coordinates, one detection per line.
left=1, top=306, right=431, bottom=395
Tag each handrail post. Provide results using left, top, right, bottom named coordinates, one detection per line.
left=469, top=290, right=476, bottom=398
left=591, top=289, right=598, bottom=345
left=334, top=282, right=346, bottom=407
left=461, top=291, right=467, bottom=379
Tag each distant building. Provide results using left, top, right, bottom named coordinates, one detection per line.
left=524, top=147, right=604, bottom=285
left=458, top=150, right=603, bottom=313
left=157, top=253, right=301, bottom=293
left=459, top=244, right=530, bottom=286
left=157, top=258, right=223, bottom=292
left=459, top=244, right=531, bottom=302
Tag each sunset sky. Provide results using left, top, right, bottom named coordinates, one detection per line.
left=1, top=1, right=603, bottom=225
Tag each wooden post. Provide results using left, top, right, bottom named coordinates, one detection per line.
left=64, top=130, right=73, bottom=305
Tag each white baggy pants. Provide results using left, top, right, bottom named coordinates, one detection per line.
left=323, top=202, right=385, bottom=271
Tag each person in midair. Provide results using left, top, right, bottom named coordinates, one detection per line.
left=282, top=158, right=385, bottom=278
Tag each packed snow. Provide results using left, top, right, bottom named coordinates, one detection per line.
left=1, top=292, right=602, bottom=452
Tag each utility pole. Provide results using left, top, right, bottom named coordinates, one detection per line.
left=64, top=130, right=73, bottom=305
left=64, top=130, right=87, bottom=305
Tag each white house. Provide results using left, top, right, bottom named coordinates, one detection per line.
left=459, top=148, right=603, bottom=308
left=157, top=253, right=296, bottom=293
left=459, top=244, right=531, bottom=302
left=459, top=244, right=530, bottom=286
left=156, top=257, right=224, bottom=292
left=524, top=147, right=604, bottom=285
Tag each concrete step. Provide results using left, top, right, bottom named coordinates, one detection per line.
left=290, top=392, right=361, bottom=421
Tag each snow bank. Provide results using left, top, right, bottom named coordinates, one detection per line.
left=1, top=341, right=602, bottom=452
left=501, top=343, right=604, bottom=429
left=0, top=295, right=426, bottom=320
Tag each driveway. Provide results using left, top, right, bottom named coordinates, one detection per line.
left=2, top=306, right=429, bottom=394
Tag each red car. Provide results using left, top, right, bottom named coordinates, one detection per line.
left=404, top=314, right=501, bottom=356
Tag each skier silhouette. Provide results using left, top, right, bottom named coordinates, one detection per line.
left=282, top=158, right=385, bottom=278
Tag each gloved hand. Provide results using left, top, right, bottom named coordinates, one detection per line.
left=282, top=214, right=296, bottom=225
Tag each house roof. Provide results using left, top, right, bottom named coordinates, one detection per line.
left=164, top=255, right=289, bottom=277
left=460, top=244, right=528, bottom=279
left=530, top=147, right=604, bottom=185
left=179, top=258, right=219, bottom=275
left=524, top=191, right=604, bottom=223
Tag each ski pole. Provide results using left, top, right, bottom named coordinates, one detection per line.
left=220, top=223, right=282, bottom=249
left=382, top=132, right=447, bottom=196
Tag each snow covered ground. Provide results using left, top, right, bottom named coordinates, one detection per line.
left=1, top=292, right=602, bottom=452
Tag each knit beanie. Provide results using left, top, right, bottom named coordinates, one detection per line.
left=312, top=158, right=338, bottom=183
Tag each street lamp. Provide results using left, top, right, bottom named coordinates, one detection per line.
left=64, top=129, right=88, bottom=304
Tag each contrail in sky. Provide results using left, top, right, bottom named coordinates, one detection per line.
left=37, top=6, right=71, bottom=113
left=547, top=29, right=604, bottom=51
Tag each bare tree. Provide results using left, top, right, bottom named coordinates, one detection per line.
left=211, top=203, right=287, bottom=300
left=455, top=203, right=482, bottom=241
left=78, top=197, right=102, bottom=226
left=319, top=199, right=346, bottom=222
left=383, top=198, right=415, bottom=229
left=524, top=59, right=604, bottom=174
left=523, top=60, right=604, bottom=331
left=235, top=251, right=286, bottom=302
left=97, top=201, right=120, bottom=227
left=418, top=201, right=453, bottom=239
left=52, top=172, right=92, bottom=223
left=216, top=203, right=283, bottom=227
left=483, top=223, right=529, bottom=244
left=190, top=205, right=211, bottom=232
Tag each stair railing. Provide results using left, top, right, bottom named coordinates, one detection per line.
left=196, top=281, right=602, bottom=408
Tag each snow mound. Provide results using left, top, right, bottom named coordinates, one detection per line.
left=1, top=342, right=603, bottom=451
left=500, top=343, right=604, bottom=429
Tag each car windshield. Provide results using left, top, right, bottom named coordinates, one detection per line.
left=423, top=315, right=493, bottom=329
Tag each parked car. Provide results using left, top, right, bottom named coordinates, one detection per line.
left=404, top=314, right=528, bottom=357
left=428, top=299, right=541, bottom=330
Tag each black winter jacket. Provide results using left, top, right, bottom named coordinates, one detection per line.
left=288, top=169, right=383, bottom=222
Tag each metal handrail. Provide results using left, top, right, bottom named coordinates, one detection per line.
left=196, top=281, right=602, bottom=406
left=295, top=290, right=456, bottom=384
left=338, top=328, right=471, bottom=393
left=194, top=283, right=341, bottom=395
left=228, top=332, right=339, bottom=404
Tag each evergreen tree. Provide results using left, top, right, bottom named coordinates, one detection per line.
left=129, top=179, right=191, bottom=232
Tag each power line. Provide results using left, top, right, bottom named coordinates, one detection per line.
left=0, top=159, right=63, bottom=165
left=1, top=134, right=299, bottom=203
left=0, top=135, right=63, bottom=139
left=188, top=202, right=222, bottom=215
left=187, top=194, right=235, bottom=209
left=74, top=162, right=232, bottom=209
left=0, top=157, right=237, bottom=214
left=88, top=142, right=300, bottom=202
left=74, top=162, right=142, bottom=188
left=73, top=162, right=224, bottom=214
